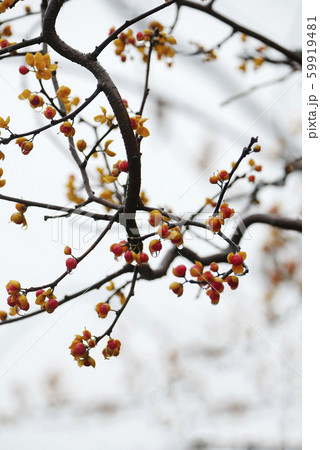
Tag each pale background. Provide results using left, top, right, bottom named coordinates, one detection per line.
left=0, top=1, right=301, bottom=448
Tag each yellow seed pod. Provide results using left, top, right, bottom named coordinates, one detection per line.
left=22, top=141, right=33, bottom=151
left=106, top=281, right=115, bottom=291
left=18, top=89, right=31, bottom=100
left=25, top=52, right=35, bottom=66
left=166, top=36, right=177, bottom=45
left=16, top=203, right=28, bottom=213
left=102, top=175, right=118, bottom=183
left=9, top=307, right=17, bottom=317
left=117, top=291, right=126, bottom=305
left=43, top=289, right=53, bottom=297
left=17, top=294, right=28, bottom=309
left=16, top=137, right=27, bottom=145
left=10, top=212, right=24, bottom=224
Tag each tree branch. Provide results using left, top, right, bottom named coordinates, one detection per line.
left=177, top=0, right=302, bottom=65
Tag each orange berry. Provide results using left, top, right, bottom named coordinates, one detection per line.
left=16, top=203, right=28, bottom=213
left=209, top=175, right=219, bottom=184
left=158, top=224, right=170, bottom=238
left=149, top=210, right=162, bottom=227
left=190, top=262, right=203, bottom=277
left=210, top=262, right=219, bottom=272
left=77, top=140, right=87, bottom=151
left=64, top=246, right=72, bottom=255
left=44, top=106, right=56, bottom=119
left=207, top=217, right=223, bottom=233
left=218, top=170, right=229, bottom=181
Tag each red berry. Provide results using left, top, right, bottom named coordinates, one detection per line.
left=172, top=265, right=187, bottom=277
left=210, top=262, right=219, bottom=272
left=149, top=239, right=162, bottom=254
left=66, top=257, right=77, bottom=270
left=99, top=304, right=109, bottom=315
left=1, top=40, right=9, bottom=48
left=19, top=65, right=29, bottom=75
left=44, top=106, right=56, bottom=120
left=7, top=295, right=16, bottom=307
left=230, top=254, right=243, bottom=266
left=74, top=342, right=86, bottom=356
left=46, top=298, right=59, bottom=313
left=227, top=276, right=239, bottom=290
left=30, top=95, right=40, bottom=106
left=211, top=280, right=224, bottom=293
left=6, top=283, right=20, bottom=295
left=137, top=252, right=149, bottom=264
left=82, top=330, right=91, bottom=341
left=110, top=243, right=123, bottom=257
left=202, top=271, right=214, bottom=284
left=124, top=250, right=134, bottom=264
left=107, top=339, right=117, bottom=350
left=130, top=118, right=138, bottom=129
left=209, top=290, right=220, bottom=304
left=119, top=160, right=129, bottom=172
left=36, top=289, right=45, bottom=297
left=136, top=32, right=144, bottom=41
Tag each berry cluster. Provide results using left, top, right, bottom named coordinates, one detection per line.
left=102, top=339, right=121, bottom=359
left=16, top=137, right=34, bottom=155
left=6, top=280, right=30, bottom=313
left=69, top=329, right=96, bottom=368
left=35, top=289, right=59, bottom=313
left=24, top=52, right=58, bottom=80
left=136, top=21, right=177, bottom=65
left=170, top=252, right=246, bottom=305
left=206, top=202, right=234, bottom=234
